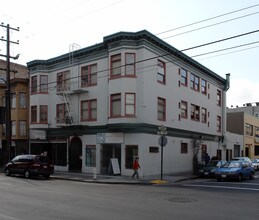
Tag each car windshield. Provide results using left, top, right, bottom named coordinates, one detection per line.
left=223, top=162, right=241, bottom=168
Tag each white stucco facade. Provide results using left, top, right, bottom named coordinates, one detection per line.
left=27, top=30, right=234, bottom=176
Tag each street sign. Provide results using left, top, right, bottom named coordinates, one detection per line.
left=158, top=136, right=168, bottom=147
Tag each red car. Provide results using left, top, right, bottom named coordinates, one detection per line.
left=4, top=154, right=54, bottom=179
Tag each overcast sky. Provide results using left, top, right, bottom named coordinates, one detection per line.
left=1, top=0, right=259, bottom=107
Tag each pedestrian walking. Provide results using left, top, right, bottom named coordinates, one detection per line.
left=131, top=157, right=141, bottom=179
left=205, top=153, right=210, bottom=165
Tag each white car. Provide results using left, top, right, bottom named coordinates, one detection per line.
left=251, top=159, right=259, bottom=171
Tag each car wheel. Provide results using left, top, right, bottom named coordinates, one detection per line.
left=237, top=174, right=242, bottom=182
left=250, top=172, right=255, bottom=179
left=5, top=168, right=11, bottom=176
left=44, top=174, right=50, bottom=179
left=24, top=170, right=30, bottom=179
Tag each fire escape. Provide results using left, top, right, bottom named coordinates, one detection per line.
left=56, top=43, right=88, bottom=125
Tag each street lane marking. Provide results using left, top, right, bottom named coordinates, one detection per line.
left=184, top=184, right=259, bottom=191
left=0, top=212, right=20, bottom=220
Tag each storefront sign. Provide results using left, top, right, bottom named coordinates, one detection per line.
left=96, top=133, right=124, bottom=144
left=30, top=130, right=46, bottom=140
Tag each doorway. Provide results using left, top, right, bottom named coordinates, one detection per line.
left=69, top=136, right=82, bottom=172
left=101, top=144, right=121, bottom=174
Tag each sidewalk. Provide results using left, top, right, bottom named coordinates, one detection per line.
left=52, top=171, right=198, bottom=185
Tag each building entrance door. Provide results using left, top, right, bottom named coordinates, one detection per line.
left=101, top=144, right=121, bottom=174
left=69, top=137, right=82, bottom=172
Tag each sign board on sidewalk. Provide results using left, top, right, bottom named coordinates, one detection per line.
left=108, top=158, right=121, bottom=175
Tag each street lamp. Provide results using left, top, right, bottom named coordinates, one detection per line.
left=157, top=124, right=167, bottom=180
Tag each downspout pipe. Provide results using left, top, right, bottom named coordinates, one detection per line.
left=222, top=73, right=230, bottom=156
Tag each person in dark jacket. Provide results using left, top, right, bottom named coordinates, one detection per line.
left=131, top=157, right=141, bottom=179
left=205, top=153, right=210, bottom=165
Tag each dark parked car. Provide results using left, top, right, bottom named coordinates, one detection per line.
left=215, top=161, right=255, bottom=182
left=198, top=160, right=227, bottom=177
left=4, top=154, right=54, bottom=179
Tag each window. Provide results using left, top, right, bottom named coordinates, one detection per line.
left=125, top=93, right=135, bottom=116
left=217, top=116, right=221, bottom=132
left=110, top=93, right=121, bottom=117
left=31, top=76, right=37, bottom=93
left=157, top=60, right=166, bottom=84
left=125, top=53, right=136, bottom=76
left=254, top=146, right=259, bottom=156
left=40, top=75, right=48, bottom=93
left=11, top=93, right=16, bottom=108
left=255, top=127, right=259, bottom=137
left=31, top=105, right=37, bottom=123
left=217, top=90, right=221, bottom=106
left=201, top=107, right=207, bottom=123
left=40, top=105, right=48, bottom=123
left=81, top=64, right=97, bottom=87
left=85, top=145, right=96, bottom=166
left=19, top=92, right=26, bottom=108
left=181, top=101, right=188, bottom=119
left=245, top=123, right=253, bottom=136
left=190, top=73, right=199, bottom=91
left=181, top=143, right=188, bottom=153
left=81, top=99, right=97, bottom=121
left=158, top=97, right=166, bottom=121
left=181, top=68, right=187, bottom=86
left=57, top=71, right=70, bottom=92
left=201, top=79, right=207, bottom=94
left=111, top=54, right=121, bottom=77
left=125, top=145, right=138, bottom=169
left=11, top=121, right=16, bottom=136
left=191, top=104, right=200, bottom=121
left=19, top=121, right=26, bottom=136
left=56, top=103, right=68, bottom=123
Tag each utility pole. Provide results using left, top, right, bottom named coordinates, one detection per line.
left=0, top=23, right=19, bottom=162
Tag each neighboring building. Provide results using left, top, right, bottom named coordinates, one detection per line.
left=27, top=30, right=230, bottom=176
left=227, top=102, right=259, bottom=118
left=227, top=111, right=259, bottom=159
left=0, top=59, right=29, bottom=165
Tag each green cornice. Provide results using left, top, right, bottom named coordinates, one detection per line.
left=46, top=123, right=218, bottom=142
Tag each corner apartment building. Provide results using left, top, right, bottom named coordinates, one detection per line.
left=227, top=110, right=259, bottom=159
left=0, top=59, right=29, bottom=165
left=27, top=30, right=229, bottom=176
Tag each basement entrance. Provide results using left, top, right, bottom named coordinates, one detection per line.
left=69, top=137, right=82, bottom=172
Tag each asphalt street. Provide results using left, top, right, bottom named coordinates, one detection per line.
left=0, top=173, right=258, bottom=220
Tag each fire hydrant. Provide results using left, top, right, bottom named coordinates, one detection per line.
left=93, top=168, right=97, bottom=180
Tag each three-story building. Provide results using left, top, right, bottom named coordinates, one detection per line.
left=27, top=30, right=230, bottom=176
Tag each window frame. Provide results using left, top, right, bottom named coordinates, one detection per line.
left=181, top=101, right=188, bottom=119
left=191, top=104, right=200, bottom=121
left=19, top=120, right=26, bottom=136
left=190, top=73, right=200, bottom=91
left=217, top=90, right=222, bottom=106
left=31, top=105, right=37, bottom=123
left=19, top=92, right=26, bottom=109
left=125, top=53, right=136, bottom=76
left=157, top=97, right=166, bottom=121
left=81, top=99, right=97, bottom=121
left=157, top=59, right=166, bottom=84
left=201, top=79, right=207, bottom=94
left=125, top=93, right=136, bottom=116
left=40, top=105, right=48, bottom=123
left=40, top=75, right=48, bottom=93
left=31, top=76, right=37, bottom=94
left=201, top=107, right=207, bottom=123
left=110, top=93, right=121, bottom=117
left=110, top=54, right=122, bottom=78
left=217, top=116, right=222, bottom=132
left=181, top=68, right=188, bottom=86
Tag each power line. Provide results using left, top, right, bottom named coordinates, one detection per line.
left=156, top=3, right=259, bottom=35
left=162, top=11, right=259, bottom=40
left=181, top=29, right=259, bottom=52
left=192, top=40, right=259, bottom=58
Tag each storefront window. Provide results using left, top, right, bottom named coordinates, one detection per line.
left=125, top=145, right=138, bottom=169
left=85, top=145, right=96, bottom=166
